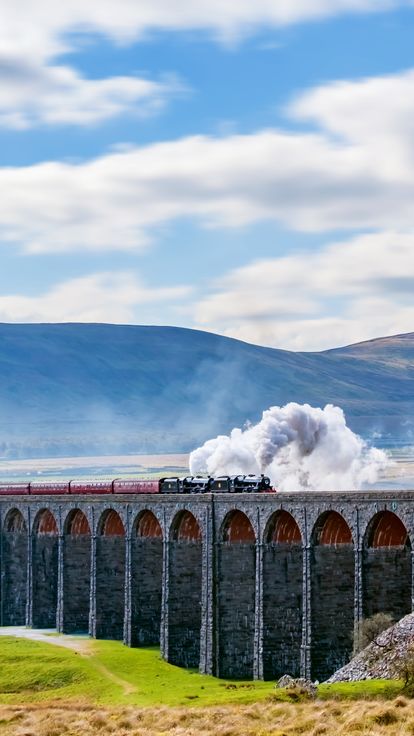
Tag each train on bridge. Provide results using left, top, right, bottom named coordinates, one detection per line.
left=0, top=486, right=412, bottom=682
left=0, top=473, right=274, bottom=496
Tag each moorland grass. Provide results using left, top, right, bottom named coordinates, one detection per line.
left=2, top=698, right=414, bottom=736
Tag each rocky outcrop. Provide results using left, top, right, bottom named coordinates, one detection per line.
left=327, top=613, right=414, bottom=682
left=276, top=676, right=317, bottom=697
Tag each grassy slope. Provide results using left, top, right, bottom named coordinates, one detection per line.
left=0, top=637, right=401, bottom=708
left=0, top=637, right=276, bottom=707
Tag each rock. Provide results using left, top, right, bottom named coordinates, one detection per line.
left=276, top=675, right=317, bottom=698
left=327, top=612, right=414, bottom=683
left=276, top=675, right=296, bottom=688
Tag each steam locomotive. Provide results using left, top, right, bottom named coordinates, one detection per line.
left=161, top=474, right=273, bottom=493
left=0, top=474, right=274, bottom=496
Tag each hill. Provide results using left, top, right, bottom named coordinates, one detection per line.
left=0, top=324, right=412, bottom=458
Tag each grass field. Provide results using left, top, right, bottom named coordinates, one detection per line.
left=0, top=636, right=281, bottom=707
left=0, top=636, right=403, bottom=708
left=0, top=636, right=411, bottom=735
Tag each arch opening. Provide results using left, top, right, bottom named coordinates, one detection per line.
left=366, top=511, right=409, bottom=549
left=266, top=510, right=301, bottom=545
left=98, top=509, right=125, bottom=537
left=5, top=508, right=27, bottom=533
left=314, top=511, right=353, bottom=546
left=63, top=509, right=91, bottom=634
left=135, top=510, right=162, bottom=539
left=168, top=511, right=202, bottom=668
left=131, top=511, right=163, bottom=646
left=218, top=510, right=256, bottom=678
left=2, top=509, right=27, bottom=625
left=65, top=509, right=91, bottom=536
left=363, top=511, right=411, bottom=624
left=96, top=509, right=125, bottom=639
left=170, top=510, right=201, bottom=542
left=222, top=510, right=255, bottom=544
left=311, top=511, right=354, bottom=681
left=263, top=511, right=302, bottom=680
left=34, top=509, right=58, bottom=535
left=32, top=509, right=58, bottom=628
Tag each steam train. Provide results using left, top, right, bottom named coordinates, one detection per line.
left=0, top=474, right=274, bottom=496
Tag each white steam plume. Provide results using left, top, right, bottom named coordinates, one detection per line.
left=189, top=403, right=389, bottom=491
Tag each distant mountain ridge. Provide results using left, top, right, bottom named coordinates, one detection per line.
left=0, top=323, right=412, bottom=458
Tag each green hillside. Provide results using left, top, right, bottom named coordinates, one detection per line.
left=0, top=636, right=398, bottom=707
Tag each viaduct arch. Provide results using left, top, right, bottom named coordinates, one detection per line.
left=2, top=509, right=27, bottom=625
left=32, top=509, right=58, bottom=628
left=263, top=510, right=303, bottom=680
left=131, top=510, right=163, bottom=646
left=217, top=510, right=256, bottom=679
left=95, top=509, right=125, bottom=639
left=63, top=509, right=91, bottom=634
left=310, top=511, right=354, bottom=681
left=363, top=510, right=411, bottom=621
left=168, top=510, right=202, bottom=668
left=1, top=491, right=414, bottom=681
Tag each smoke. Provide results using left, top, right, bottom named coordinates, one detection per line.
left=189, top=402, right=389, bottom=491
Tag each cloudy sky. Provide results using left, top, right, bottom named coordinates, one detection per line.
left=1, top=0, right=414, bottom=351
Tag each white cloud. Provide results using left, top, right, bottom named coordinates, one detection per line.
left=0, top=1, right=401, bottom=60
left=0, top=0, right=399, bottom=129
left=0, top=55, right=178, bottom=128
left=193, top=231, right=414, bottom=350
left=1, top=67, right=414, bottom=249
left=289, top=69, right=414, bottom=174
left=0, top=272, right=191, bottom=323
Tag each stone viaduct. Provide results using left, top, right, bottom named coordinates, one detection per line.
left=0, top=490, right=413, bottom=682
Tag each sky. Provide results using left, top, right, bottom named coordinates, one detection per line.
left=1, top=0, right=414, bottom=351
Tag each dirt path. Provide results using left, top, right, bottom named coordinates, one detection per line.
left=91, top=660, right=137, bottom=695
left=0, top=627, right=92, bottom=653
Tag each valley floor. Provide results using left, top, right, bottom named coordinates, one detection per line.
left=1, top=446, right=414, bottom=488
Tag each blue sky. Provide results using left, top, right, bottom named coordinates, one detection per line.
left=1, top=1, right=414, bottom=350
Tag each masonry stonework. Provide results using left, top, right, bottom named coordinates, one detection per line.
left=363, top=547, right=411, bottom=619
left=2, top=530, right=27, bottom=625
left=62, top=534, right=91, bottom=633
left=1, top=491, right=413, bottom=681
left=263, top=543, right=303, bottom=679
left=131, top=537, right=163, bottom=645
left=168, top=540, right=202, bottom=668
left=32, top=535, right=58, bottom=628
left=217, top=541, right=256, bottom=678
left=311, top=545, right=354, bottom=681
left=95, top=535, right=125, bottom=639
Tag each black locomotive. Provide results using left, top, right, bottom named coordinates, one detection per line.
left=160, top=474, right=273, bottom=494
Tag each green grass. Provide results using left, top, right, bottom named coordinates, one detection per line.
left=0, top=636, right=404, bottom=708
left=318, top=679, right=402, bottom=700
left=0, top=637, right=276, bottom=707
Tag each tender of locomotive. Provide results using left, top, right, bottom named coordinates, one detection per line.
left=0, top=474, right=275, bottom=495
